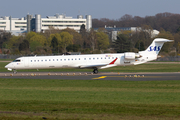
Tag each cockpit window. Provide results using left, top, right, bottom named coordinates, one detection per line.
left=13, top=59, right=21, bottom=62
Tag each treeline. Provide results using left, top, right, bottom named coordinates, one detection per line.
left=93, top=12, right=180, bottom=33
left=0, top=26, right=179, bottom=56
left=0, top=26, right=109, bottom=55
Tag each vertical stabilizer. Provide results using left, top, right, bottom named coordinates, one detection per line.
left=134, top=38, right=173, bottom=65
left=142, top=38, right=173, bottom=55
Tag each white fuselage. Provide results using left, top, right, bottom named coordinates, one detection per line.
left=5, top=52, right=156, bottom=71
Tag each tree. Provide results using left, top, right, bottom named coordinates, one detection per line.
left=61, top=28, right=83, bottom=47
left=88, top=28, right=97, bottom=51
left=59, top=32, right=73, bottom=53
left=6, top=36, right=23, bottom=54
left=19, top=40, right=29, bottom=52
left=43, top=26, right=61, bottom=39
left=50, top=36, right=58, bottom=53
left=156, top=30, right=174, bottom=53
left=66, top=44, right=81, bottom=52
left=96, top=31, right=109, bottom=51
left=0, top=31, right=12, bottom=48
left=80, top=24, right=88, bottom=48
left=29, top=34, right=47, bottom=46
left=48, top=33, right=61, bottom=47
left=113, top=34, right=130, bottom=53
left=29, top=41, right=42, bottom=52
left=26, top=31, right=37, bottom=41
left=135, top=41, right=145, bottom=51
left=174, top=33, right=180, bottom=53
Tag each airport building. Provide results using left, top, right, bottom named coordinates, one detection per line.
left=94, top=26, right=159, bottom=41
left=0, top=14, right=92, bottom=35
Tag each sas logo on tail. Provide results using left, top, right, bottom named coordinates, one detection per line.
left=149, top=46, right=161, bottom=51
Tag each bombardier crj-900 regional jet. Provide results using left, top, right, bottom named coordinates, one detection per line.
left=5, top=38, right=173, bottom=74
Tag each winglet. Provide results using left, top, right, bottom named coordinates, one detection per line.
left=109, top=58, right=118, bottom=65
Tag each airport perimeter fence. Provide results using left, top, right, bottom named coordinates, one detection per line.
left=0, top=54, right=53, bottom=60
left=0, top=54, right=22, bottom=59
left=0, top=54, right=180, bottom=62
left=156, top=56, right=180, bottom=62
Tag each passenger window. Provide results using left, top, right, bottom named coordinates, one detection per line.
left=57, top=59, right=58, bottom=61
left=93, top=58, right=95, bottom=60
left=34, top=60, right=36, bottom=62
left=45, top=60, right=47, bottom=61
left=60, top=59, right=62, bottom=61
left=49, top=59, right=51, bottom=61
left=89, top=58, right=91, bottom=60
left=79, top=58, right=80, bottom=60
left=64, top=59, right=66, bottom=61
left=84, top=58, right=86, bottom=60
left=72, top=59, right=73, bottom=60
left=31, top=60, right=32, bottom=62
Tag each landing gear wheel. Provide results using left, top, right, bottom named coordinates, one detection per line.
left=93, top=69, right=98, bottom=74
left=13, top=69, right=17, bottom=74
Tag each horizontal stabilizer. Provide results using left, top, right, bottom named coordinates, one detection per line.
left=154, top=39, right=174, bottom=43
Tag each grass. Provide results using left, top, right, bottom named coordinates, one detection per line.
left=0, top=78, right=180, bottom=119
left=0, top=59, right=13, bottom=61
left=1, top=60, right=180, bottom=72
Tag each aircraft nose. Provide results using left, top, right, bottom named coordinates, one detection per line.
left=5, top=63, right=13, bottom=71
left=5, top=63, right=11, bottom=68
left=5, top=64, right=9, bottom=68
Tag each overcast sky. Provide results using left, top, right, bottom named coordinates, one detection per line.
left=0, top=0, right=180, bottom=19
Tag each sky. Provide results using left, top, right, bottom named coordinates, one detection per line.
left=0, top=0, right=180, bottom=19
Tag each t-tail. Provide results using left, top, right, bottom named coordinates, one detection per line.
left=144, top=38, right=173, bottom=55
left=136, top=38, right=173, bottom=65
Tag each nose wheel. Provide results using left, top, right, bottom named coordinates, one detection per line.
left=13, top=69, right=17, bottom=74
left=93, top=68, right=98, bottom=74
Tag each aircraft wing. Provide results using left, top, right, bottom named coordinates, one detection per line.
left=78, top=58, right=118, bottom=69
left=79, top=63, right=108, bottom=69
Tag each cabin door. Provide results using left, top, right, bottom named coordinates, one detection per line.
left=24, top=57, right=29, bottom=67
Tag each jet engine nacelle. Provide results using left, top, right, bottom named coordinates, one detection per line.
left=124, top=52, right=141, bottom=60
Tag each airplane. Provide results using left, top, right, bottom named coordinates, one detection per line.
left=5, top=38, right=173, bottom=74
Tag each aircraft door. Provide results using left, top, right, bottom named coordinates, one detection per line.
left=120, top=56, right=124, bottom=65
left=24, top=57, right=29, bottom=67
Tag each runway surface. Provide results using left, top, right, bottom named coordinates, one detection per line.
left=0, top=72, right=180, bottom=81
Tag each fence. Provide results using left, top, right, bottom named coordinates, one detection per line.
left=156, top=56, right=180, bottom=61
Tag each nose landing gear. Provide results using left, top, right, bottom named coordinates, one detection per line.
left=13, top=69, right=17, bottom=74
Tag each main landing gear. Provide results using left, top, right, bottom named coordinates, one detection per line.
left=93, top=68, right=98, bottom=74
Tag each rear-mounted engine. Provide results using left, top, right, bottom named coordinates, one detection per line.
left=124, top=52, right=142, bottom=60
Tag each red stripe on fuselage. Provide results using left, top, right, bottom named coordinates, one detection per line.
left=109, top=58, right=118, bottom=65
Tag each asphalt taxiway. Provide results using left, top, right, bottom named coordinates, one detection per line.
left=0, top=72, right=180, bottom=81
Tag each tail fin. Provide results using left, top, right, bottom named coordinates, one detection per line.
left=143, top=38, right=173, bottom=55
